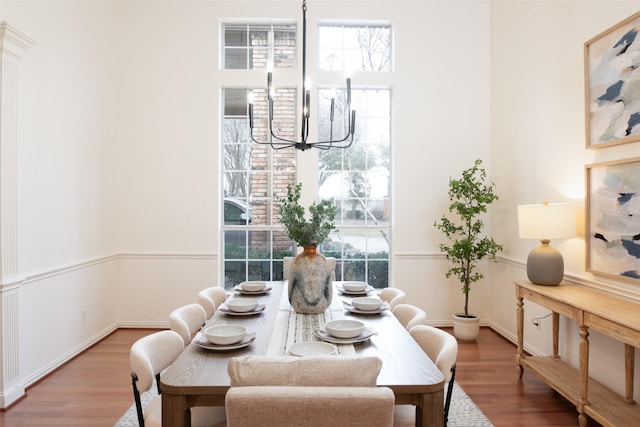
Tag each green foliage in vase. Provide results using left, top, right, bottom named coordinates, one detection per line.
left=434, top=159, right=504, bottom=318
left=277, top=183, right=338, bottom=248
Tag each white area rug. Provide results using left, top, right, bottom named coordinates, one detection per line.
left=114, top=381, right=493, bottom=426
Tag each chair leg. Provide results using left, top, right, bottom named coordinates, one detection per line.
left=131, top=373, right=145, bottom=427
left=443, top=364, right=456, bottom=426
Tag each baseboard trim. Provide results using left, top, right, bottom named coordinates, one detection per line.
left=20, top=323, right=118, bottom=390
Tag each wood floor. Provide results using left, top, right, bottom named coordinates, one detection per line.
left=0, top=327, right=602, bottom=427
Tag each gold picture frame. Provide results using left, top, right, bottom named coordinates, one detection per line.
left=585, top=157, right=640, bottom=282
left=584, top=11, right=640, bottom=149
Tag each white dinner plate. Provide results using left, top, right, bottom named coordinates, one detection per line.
left=342, top=301, right=391, bottom=315
left=233, top=285, right=272, bottom=295
left=336, top=285, right=374, bottom=295
left=315, top=327, right=377, bottom=344
left=194, top=332, right=257, bottom=351
left=219, top=303, right=266, bottom=316
left=288, top=341, right=337, bottom=357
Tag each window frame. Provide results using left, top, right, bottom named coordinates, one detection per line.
left=220, top=18, right=393, bottom=289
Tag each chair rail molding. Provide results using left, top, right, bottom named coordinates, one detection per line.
left=0, top=21, right=36, bottom=409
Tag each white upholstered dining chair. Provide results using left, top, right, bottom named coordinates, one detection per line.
left=129, top=330, right=226, bottom=427
left=197, top=286, right=228, bottom=318
left=379, top=287, right=407, bottom=309
left=169, top=303, right=206, bottom=345
left=225, top=355, right=395, bottom=427
left=393, top=325, right=458, bottom=426
left=392, top=303, right=428, bottom=331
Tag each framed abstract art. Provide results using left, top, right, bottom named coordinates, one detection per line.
left=585, top=11, right=640, bottom=149
left=586, top=157, right=640, bottom=281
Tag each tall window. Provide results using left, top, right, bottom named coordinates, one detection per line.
left=222, top=23, right=297, bottom=288
left=317, top=23, right=391, bottom=287
left=221, top=21, right=392, bottom=289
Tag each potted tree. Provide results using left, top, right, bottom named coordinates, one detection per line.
left=277, top=183, right=338, bottom=314
left=434, top=159, right=503, bottom=341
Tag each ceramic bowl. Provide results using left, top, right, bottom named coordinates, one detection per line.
left=342, top=281, right=368, bottom=292
left=226, top=298, right=259, bottom=313
left=351, top=296, right=383, bottom=311
left=241, top=281, right=267, bottom=292
left=204, top=325, right=248, bottom=345
left=325, top=319, right=365, bottom=339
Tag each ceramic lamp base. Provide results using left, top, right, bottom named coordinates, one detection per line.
left=526, top=240, right=564, bottom=286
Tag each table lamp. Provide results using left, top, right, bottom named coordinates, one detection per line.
left=517, top=202, right=576, bottom=285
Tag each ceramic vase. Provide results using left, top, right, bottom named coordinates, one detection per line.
left=288, top=246, right=333, bottom=314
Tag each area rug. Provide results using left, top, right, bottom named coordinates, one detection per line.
left=114, top=381, right=493, bottom=426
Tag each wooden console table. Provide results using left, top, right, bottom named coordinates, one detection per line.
left=515, top=280, right=639, bottom=427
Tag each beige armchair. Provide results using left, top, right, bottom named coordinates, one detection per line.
left=225, top=355, right=394, bottom=427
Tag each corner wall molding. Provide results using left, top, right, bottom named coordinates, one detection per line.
left=0, top=22, right=37, bottom=60
left=0, top=21, right=36, bottom=408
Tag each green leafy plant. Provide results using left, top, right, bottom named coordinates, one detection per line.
left=434, top=159, right=503, bottom=318
left=277, top=183, right=338, bottom=248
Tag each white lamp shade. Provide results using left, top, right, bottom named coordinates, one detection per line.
left=517, top=203, right=576, bottom=240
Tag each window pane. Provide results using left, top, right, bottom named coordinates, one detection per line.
left=318, top=88, right=391, bottom=287
left=318, top=24, right=391, bottom=72
left=225, top=49, right=248, bottom=69
left=225, top=26, right=248, bottom=47
left=221, top=84, right=296, bottom=287
left=274, top=27, right=296, bottom=69
left=223, top=24, right=296, bottom=70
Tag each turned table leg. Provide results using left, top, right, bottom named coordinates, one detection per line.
left=516, top=294, right=524, bottom=379
left=625, top=343, right=636, bottom=404
left=577, top=324, right=589, bottom=427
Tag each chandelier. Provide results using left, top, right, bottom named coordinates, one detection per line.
left=248, top=0, right=356, bottom=151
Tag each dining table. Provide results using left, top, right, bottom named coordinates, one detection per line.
left=160, top=281, right=444, bottom=427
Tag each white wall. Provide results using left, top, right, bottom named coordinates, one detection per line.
left=1, top=0, right=121, bottom=405
left=1, top=0, right=639, bottom=407
left=489, top=0, right=640, bottom=398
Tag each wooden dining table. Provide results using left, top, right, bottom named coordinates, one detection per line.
left=160, top=281, right=444, bottom=427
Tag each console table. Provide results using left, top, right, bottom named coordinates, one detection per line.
left=515, top=280, right=639, bottom=427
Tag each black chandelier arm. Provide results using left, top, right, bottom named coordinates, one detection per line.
left=247, top=0, right=357, bottom=151
left=250, top=105, right=356, bottom=149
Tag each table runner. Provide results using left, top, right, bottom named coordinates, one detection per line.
left=266, top=283, right=356, bottom=356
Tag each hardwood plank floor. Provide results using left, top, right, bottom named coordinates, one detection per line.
left=449, top=328, right=601, bottom=427
left=0, top=327, right=602, bottom=426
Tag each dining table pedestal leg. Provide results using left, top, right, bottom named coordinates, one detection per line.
left=162, top=393, right=189, bottom=427
left=418, top=388, right=444, bottom=427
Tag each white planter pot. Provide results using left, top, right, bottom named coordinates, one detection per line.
left=452, top=313, right=480, bottom=341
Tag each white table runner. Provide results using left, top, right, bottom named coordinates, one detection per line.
left=266, top=283, right=356, bottom=356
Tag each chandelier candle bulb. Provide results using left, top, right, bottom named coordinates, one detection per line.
left=330, top=97, right=335, bottom=120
